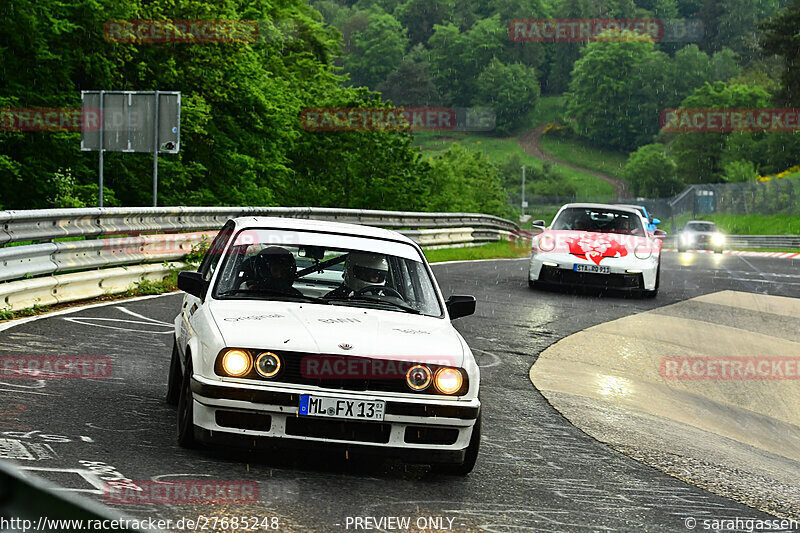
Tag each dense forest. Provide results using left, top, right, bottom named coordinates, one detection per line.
left=1, top=0, right=798, bottom=213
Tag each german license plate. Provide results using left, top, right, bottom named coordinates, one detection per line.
left=298, top=395, right=385, bottom=421
left=574, top=264, right=610, bottom=274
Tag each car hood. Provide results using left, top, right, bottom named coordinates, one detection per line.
left=537, top=230, right=653, bottom=263
left=208, top=299, right=464, bottom=367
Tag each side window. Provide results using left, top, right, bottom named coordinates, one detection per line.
left=199, top=222, right=234, bottom=282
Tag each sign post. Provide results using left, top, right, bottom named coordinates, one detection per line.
left=98, top=91, right=104, bottom=207
left=81, top=91, right=180, bottom=207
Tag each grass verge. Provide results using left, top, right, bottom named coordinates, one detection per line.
left=413, top=132, right=614, bottom=198
left=0, top=272, right=179, bottom=323
left=539, top=136, right=628, bottom=179
left=671, top=213, right=800, bottom=235
left=424, top=241, right=530, bottom=263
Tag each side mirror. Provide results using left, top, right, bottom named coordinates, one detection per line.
left=178, top=271, right=208, bottom=299
left=446, top=295, right=476, bottom=320
left=654, top=229, right=667, bottom=238
left=652, top=218, right=661, bottom=225
left=532, top=219, right=546, bottom=231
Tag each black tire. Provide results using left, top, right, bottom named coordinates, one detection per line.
left=166, top=341, right=182, bottom=406
left=431, top=414, right=481, bottom=476
left=714, top=248, right=723, bottom=254
left=177, top=358, right=197, bottom=448
left=528, top=279, right=537, bottom=289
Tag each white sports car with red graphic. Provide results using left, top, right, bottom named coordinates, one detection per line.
left=528, top=203, right=663, bottom=297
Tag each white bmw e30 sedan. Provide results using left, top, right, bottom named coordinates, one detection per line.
left=167, top=217, right=481, bottom=474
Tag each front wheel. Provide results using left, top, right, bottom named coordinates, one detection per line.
left=166, top=341, right=182, bottom=406
left=430, top=414, right=481, bottom=476
left=177, top=358, right=197, bottom=448
left=528, top=279, right=537, bottom=290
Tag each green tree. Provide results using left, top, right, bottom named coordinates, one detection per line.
left=671, top=45, right=712, bottom=102
left=670, top=82, right=772, bottom=183
left=342, top=12, right=409, bottom=88
left=622, top=143, right=683, bottom=197
left=473, top=59, right=540, bottom=134
left=709, top=48, right=742, bottom=81
left=635, top=0, right=679, bottom=17
left=565, top=36, right=674, bottom=150
left=427, top=17, right=511, bottom=106
left=761, top=0, right=800, bottom=105
left=377, top=45, right=441, bottom=106
left=0, top=0, right=438, bottom=211
left=425, top=144, right=508, bottom=216
left=721, top=160, right=758, bottom=182
left=544, top=0, right=592, bottom=94
left=699, top=0, right=782, bottom=60
left=394, top=0, right=455, bottom=46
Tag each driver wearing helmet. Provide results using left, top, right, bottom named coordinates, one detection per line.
left=325, top=252, right=389, bottom=299
left=247, top=246, right=304, bottom=297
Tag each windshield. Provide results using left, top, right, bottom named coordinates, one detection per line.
left=551, top=207, right=645, bottom=235
left=212, top=228, right=442, bottom=317
left=686, top=222, right=718, bottom=232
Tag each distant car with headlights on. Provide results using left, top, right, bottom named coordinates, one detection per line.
left=167, top=217, right=481, bottom=475
left=528, top=203, right=662, bottom=298
left=677, top=221, right=725, bottom=253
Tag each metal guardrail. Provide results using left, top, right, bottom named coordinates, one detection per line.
left=0, top=207, right=520, bottom=312
left=661, top=234, right=800, bottom=249
left=0, top=207, right=518, bottom=245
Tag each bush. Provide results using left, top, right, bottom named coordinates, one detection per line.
left=722, top=160, right=758, bottom=183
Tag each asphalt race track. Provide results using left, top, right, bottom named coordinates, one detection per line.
left=1, top=252, right=799, bottom=532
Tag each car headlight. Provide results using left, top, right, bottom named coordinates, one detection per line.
left=711, top=233, right=725, bottom=246
left=634, top=245, right=651, bottom=260
left=537, top=234, right=555, bottom=252
left=434, top=367, right=463, bottom=395
left=255, top=351, right=281, bottom=378
left=406, top=364, right=432, bottom=391
left=221, top=349, right=252, bottom=377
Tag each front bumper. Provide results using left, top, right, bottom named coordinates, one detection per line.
left=529, top=252, right=658, bottom=291
left=190, top=376, right=479, bottom=464
left=679, top=235, right=724, bottom=251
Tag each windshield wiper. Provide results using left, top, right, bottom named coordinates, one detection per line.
left=217, top=288, right=329, bottom=304
left=327, top=295, right=420, bottom=314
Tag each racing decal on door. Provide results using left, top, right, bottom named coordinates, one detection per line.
left=566, top=235, right=628, bottom=265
